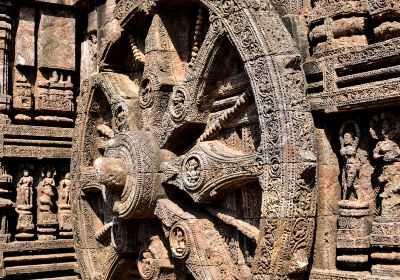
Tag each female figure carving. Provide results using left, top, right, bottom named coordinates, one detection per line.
left=58, top=173, right=71, bottom=206
left=16, top=169, right=33, bottom=207
left=37, top=168, right=56, bottom=212
left=340, top=121, right=362, bottom=200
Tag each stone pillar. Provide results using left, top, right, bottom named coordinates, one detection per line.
left=0, top=1, right=12, bottom=120
left=336, top=200, right=370, bottom=270
left=307, top=0, right=368, bottom=54
left=0, top=162, right=13, bottom=243
left=80, top=5, right=98, bottom=85
left=14, top=7, right=36, bottom=122
left=313, top=127, right=341, bottom=270
left=97, top=0, right=117, bottom=56
left=367, top=0, right=400, bottom=42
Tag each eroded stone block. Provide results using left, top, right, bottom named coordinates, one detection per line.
left=38, top=8, right=75, bottom=70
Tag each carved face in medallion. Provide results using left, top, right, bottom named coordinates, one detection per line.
left=140, top=79, right=154, bottom=108
left=170, top=88, right=186, bottom=121
left=169, top=224, right=189, bottom=259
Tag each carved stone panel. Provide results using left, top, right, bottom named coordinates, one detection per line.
left=72, top=1, right=317, bottom=279
left=4, top=0, right=400, bottom=279
left=38, top=8, right=76, bottom=71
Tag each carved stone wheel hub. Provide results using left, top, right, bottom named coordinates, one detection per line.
left=71, top=1, right=317, bottom=279
left=95, top=132, right=162, bottom=219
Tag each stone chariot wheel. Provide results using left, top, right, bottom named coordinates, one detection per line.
left=71, top=1, right=316, bottom=279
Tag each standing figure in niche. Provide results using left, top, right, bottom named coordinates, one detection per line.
left=370, top=113, right=400, bottom=206
left=58, top=173, right=71, bottom=206
left=37, top=168, right=56, bottom=213
left=16, top=169, right=33, bottom=207
left=340, top=121, right=362, bottom=200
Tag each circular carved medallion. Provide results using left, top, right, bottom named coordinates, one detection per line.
left=182, top=154, right=204, bottom=190
left=170, top=86, right=188, bottom=122
left=140, top=77, right=156, bottom=108
left=169, top=223, right=190, bottom=259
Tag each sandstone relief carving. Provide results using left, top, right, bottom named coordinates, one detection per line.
left=1, top=0, right=400, bottom=279
left=72, top=1, right=317, bottom=279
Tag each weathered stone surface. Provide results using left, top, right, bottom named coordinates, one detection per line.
left=4, top=0, right=400, bottom=279
left=38, top=8, right=75, bottom=70
left=15, top=7, right=35, bottom=67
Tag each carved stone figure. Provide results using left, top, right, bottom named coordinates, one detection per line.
left=183, top=157, right=201, bottom=186
left=57, top=172, right=73, bottom=238
left=37, top=169, right=56, bottom=213
left=72, top=1, right=317, bottom=279
left=340, top=121, right=362, bottom=201
left=4, top=0, right=400, bottom=279
left=372, top=113, right=400, bottom=162
left=139, top=78, right=154, bottom=108
left=16, top=169, right=33, bottom=208
left=37, top=167, right=58, bottom=240
left=170, top=88, right=186, bottom=120
left=15, top=168, right=34, bottom=241
left=370, top=113, right=400, bottom=217
left=57, top=173, right=71, bottom=206
left=169, top=225, right=188, bottom=259
left=369, top=113, right=400, bottom=277
left=0, top=162, right=12, bottom=183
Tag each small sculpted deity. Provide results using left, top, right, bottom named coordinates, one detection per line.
left=171, top=90, right=185, bottom=117
left=140, top=79, right=152, bottom=105
left=170, top=226, right=187, bottom=258
left=49, top=70, right=59, bottom=83
left=58, top=173, right=71, bottom=206
left=16, top=169, right=33, bottom=207
left=0, top=162, right=12, bottom=182
left=37, top=169, right=56, bottom=213
left=185, top=158, right=200, bottom=185
left=174, top=228, right=185, bottom=255
left=339, top=121, right=362, bottom=200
